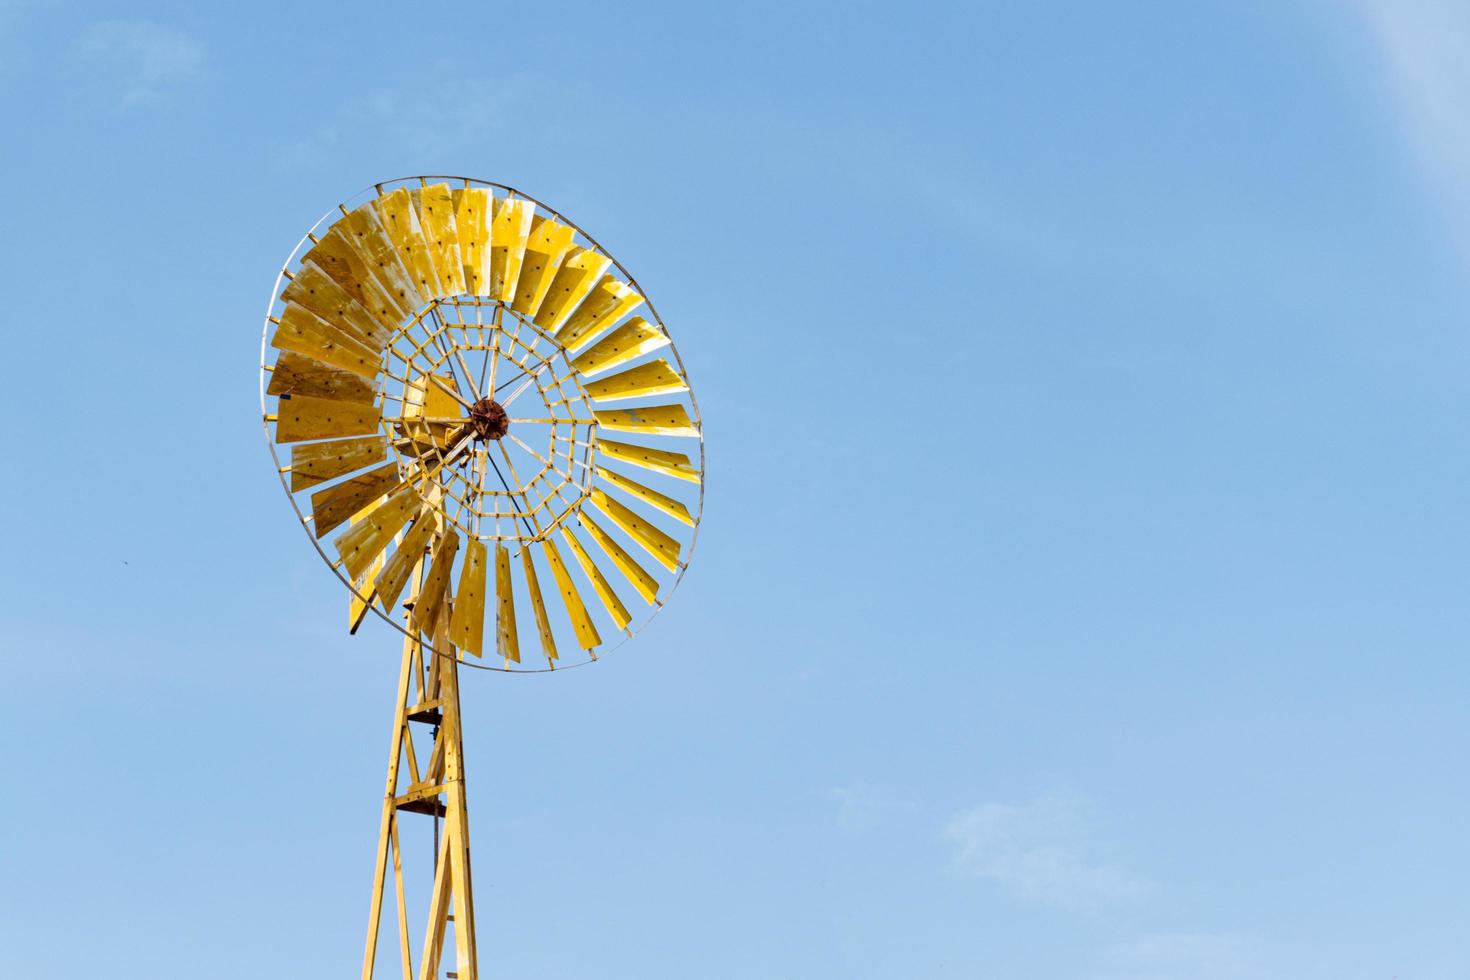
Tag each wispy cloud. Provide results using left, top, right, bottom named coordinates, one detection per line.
left=273, top=71, right=539, bottom=172
left=944, top=794, right=1157, bottom=915
left=76, top=20, right=205, bottom=108
left=1357, top=1, right=1470, bottom=250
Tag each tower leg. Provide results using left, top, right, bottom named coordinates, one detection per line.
left=363, top=618, right=478, bottom=980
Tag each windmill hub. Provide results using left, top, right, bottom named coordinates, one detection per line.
left=468, top=397, right=509, bottom=442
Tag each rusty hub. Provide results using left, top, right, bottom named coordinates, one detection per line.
left=467, top=397, right=509, bottom=442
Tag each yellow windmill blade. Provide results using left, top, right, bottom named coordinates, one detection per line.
left=288, top=435, right=387, bottom=492
left=489, top=196, right=535, bottom=301
left=554, top=275, right=642, bottom=353
left=570, top=317, right=669, bottom=378
left=412, top=183, right=467, bottom=298
left=374, top=186, right=443, bottom=301
left=597, top=439, right=700, bottom=482
left=268, top=351, right=380, bottom=404
left=448, top=538, right=488, bottom=656
left=454, top=187, right=494, bottom=296
left=511, top=216, right=576, bottom=316
left=281, top=260, right=391, bottom=351
left=591, top=404, right=700, bottom=438
left=260, top=175, right=706, bottom=980
left=494, top=544, right=520, bottom=664
left=533, top=247, right=612, bottom=333
left=274, top=393, right=380, bottom=446
left=270, top=303, right=382, bottom=378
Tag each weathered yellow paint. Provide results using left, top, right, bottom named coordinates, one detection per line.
left=302, top=225, right=410, bottom=329
left=448, top=538, right=487, bottom=656
left=511, top=217, right=576, bottom=316
left=494, top=544, right=520, bottom=664
left=281, top=260, right=390, bottom=351
left=541, top=536, right=602, bottom=651
left=553, top=275, right=641, bottom=353
left=310, top=463, right=400, bottom=537
left=274, top=393, right=381, bottom=445
left=396, top=371, right=461, bottom=453
left=413, top=530, right=461, bottom=635
left=374, top=514, right=436, bottom=612
left=374, top=187, right=444, bottom=301
left=455, top=187, right=493, bottom=296
left=583, top=358, right=688, bottom=401
left=570, top=317, right=669, bottom=378
left=269, top=351, right=380, bottom=404
left=578, top=509, right=660, bottom=604
left=412, top=184, right=466, bottom=298
left=591, top=403, right=699, bottom=438
left=339, top=203, right=425, bottom=313
left=597, top=439, right=700, bottom=482
left=533, top=247, right=612, bottom=332
left=489, top=197, right=535, bottom=302
left=348, top=508, right=386, bottom=635
left=520, top=545, right=558, bottom=664
left=289, top=435, right=387, bottom=492
left=596, top=465, right=695, bottom=526
left=271, top=303, right=381, bottom=379
left=337, top=489, right=423, bottom=581
left=588, top=488, right=681, bottom=572
left=559, top=526, right=631, bottom=630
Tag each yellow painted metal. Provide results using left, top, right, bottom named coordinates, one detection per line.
left=362, top=624, right=478, bottom=980
left=494, top=544, right=520, bottom=664
left=578, top=509, right=660, bottom=604
left=510, top=217, right=576, bottom=316
left=271, top=303, right=381, bottom=379
left=374, top=187, right=444, bottom=302
left=348, top=500, right=387, bottom=634
left=597, top=439, right=700, bottom=483
left=448, top=538, right=488, bottom=656
left=339, top=203, right=425, bottom=313
left=596, top=465, right=695, bottom=526
left=570, top=317, right=669, bottom=378
left=337, top=489, right=423, bottom=581
left=374, top=514, right=436, bottom=612
left=310, top=463, right=400, bottom=537
left=520, top=546, right=558, bottom=664
left=454, top=187, right=493, bottom=296
left=553, top=276, right=642, bottom=353
left=302, top=225, right=410, bottom=329
left=412, top=184, right=467, bottom=299
left=413, top=530, right=461, bottom=636
left=274, top=393, right=381, bottom=445
left=269, top=350, right=380, bottom=404
left=533, top=246, right=611, bottom=332
left=289, top=435, right=387, bottom=492
left=591, top=403, right=700, bottom=438
left=489, top=197, right=535, bottom=302
left=281, top=260, right=390, bottom=351
left=584, top=358, right=688, bottom=402
left=588, top=488, right=681, bottom=572
left=397, top=372, right=460, bottom=453
left=559, top=526, right=631, bottom=630
left=541, top=536, right=602, bottom=651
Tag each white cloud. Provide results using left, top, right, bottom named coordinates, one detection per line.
left=76, top=20, right=205, bottom=108
left=833, top=784, right=917, bottom=837
left=1357, top=1, right=1470, bottom=250
left=944, top=795, right=1156, bottom=915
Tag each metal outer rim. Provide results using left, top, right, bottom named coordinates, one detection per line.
left=259, top=176, right=705, bottom=674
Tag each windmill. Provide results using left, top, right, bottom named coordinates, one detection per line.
left=258, top=177, right=703, bottom=979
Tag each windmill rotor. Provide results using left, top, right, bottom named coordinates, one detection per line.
left=260, top=176, right=704, bottom=672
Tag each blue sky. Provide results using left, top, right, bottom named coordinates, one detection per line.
left=2, top=1, right=1468, bottom=977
